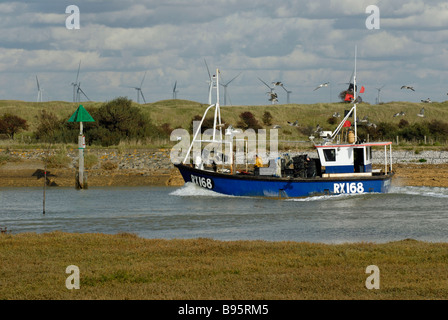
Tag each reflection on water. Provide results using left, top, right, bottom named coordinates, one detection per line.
left=1, top=183, right=448, bottom=243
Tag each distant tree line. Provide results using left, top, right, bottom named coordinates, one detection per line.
left=356, top=119, right=448, bottom=143
left=33, top=97, right=169, bottom=146
left=3, top=99, right=448, bottom=146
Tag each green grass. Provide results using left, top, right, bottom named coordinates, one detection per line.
left=0, top=232, right=448, bottom=300
left=2, top=99, right=448, bottom=149
left=0, top=100, right=103, bottom=132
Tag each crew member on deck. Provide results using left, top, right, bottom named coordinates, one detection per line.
left=254, top=154, right=263, bottom=175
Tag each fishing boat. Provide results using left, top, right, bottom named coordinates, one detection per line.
left=174, top=49, right=394, bottom=198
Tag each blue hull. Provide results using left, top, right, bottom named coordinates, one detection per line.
left=175, top=164, right=394, bottom=198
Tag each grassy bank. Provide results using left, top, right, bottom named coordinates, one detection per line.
left=1, top=232, right=447, bottom=300
left=2, top=99, right=448, bottom=149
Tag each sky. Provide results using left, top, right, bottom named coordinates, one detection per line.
left=1, top=0, right=448, bottom=106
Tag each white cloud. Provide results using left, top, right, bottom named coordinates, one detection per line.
left=0, top=0, right=447, bottom=104
left=383, top=2, right=448, bottom=29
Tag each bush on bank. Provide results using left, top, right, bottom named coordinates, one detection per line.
left=33, top=97, right=169, bottom=147
left=356, top=119, right=448, bottom=143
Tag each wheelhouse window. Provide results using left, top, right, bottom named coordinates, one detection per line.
left=323, top=149, right=336, bottom=162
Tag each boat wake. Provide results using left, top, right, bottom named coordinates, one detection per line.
left=390, top=186, right=448, bottom=198
left=170, top=183, right=234, bottom=198
left=288, top=186, right=448, bottom=201
left=286, top=193, right=360, bottom=202
left=169, top=184, right=448, bottom=201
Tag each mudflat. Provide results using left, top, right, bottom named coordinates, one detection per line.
left=1, top=159, right=448, bottom=188
left=0, top=159, right=184, bottom=187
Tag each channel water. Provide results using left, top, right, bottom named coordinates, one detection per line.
left=1, top=184, right=448, bottom=243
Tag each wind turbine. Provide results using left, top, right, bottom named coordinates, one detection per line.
left=71, top=60, right=81, bottom=102
left=71, top=61, right=90, bottom=102
left=36, top=76, right=43, bottom=102
left=258, top=77, right=277, bottom=104
left=172, top=81, right=178, bottom=99
left=376, top=85, right=385, bottom=104
left=275, top=82, right=292, bottom=104
left=220, top=72, right=241, bottom=106
left=129, top=71, right=147, bottom=104
left=282, top=86, right=292, bottom=104
left=76, top=83, right=90, bottom=102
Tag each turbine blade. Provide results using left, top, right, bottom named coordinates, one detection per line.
left=257, top=77, right=271, bottom=89
left=75, top=60, right=81, bottom=83
left=226, top=72, right=241, bottom=86
left=140, top=71, right=147, bottom=87
left=140, top=90, right=147, bottom=104
left=78, top=87, right=90, bottom=101
left=204, top=59, right=211, bottom=79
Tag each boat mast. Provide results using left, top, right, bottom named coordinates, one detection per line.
left=182, top=67, right=224, bottom=165
left=212, top=69, right=222, bottom=141
left=353, top=45, right=357, bottom=143
left=328, top=46, right=358, bottom=144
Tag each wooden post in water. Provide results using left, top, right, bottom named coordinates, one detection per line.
left=42, top=144, right=51, bottom=215
left=43, top=163, right=46, bottom=215
left=77, top=122, right=86, bottom=189
left=68, top=105, right=95, bottom=190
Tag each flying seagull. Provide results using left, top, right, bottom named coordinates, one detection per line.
left=272, top=81, right=283, bottom=86
left=287, top=120, right=299, bottom=127
left=417, top=107, right=425, bottom=117
left=332, top=112, right=341, bottom=118
left=258, top=77, right=277, bottom=104
left=393, top=111, right=405, bottom=117
left=314, top=82, right=329, bottom=91
left=421, top=98, right=432, bottom=103
left=401, top=85, right=415, bottom=91
left=267, top=92, right=278, bottom=103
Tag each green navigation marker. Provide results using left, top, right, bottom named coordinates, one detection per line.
left=68, top=105, right=95, bottom=123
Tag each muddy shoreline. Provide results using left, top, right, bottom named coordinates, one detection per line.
left=0, top=162, right=185, bottom=187
left=1, top=160, right=448, bottom=188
